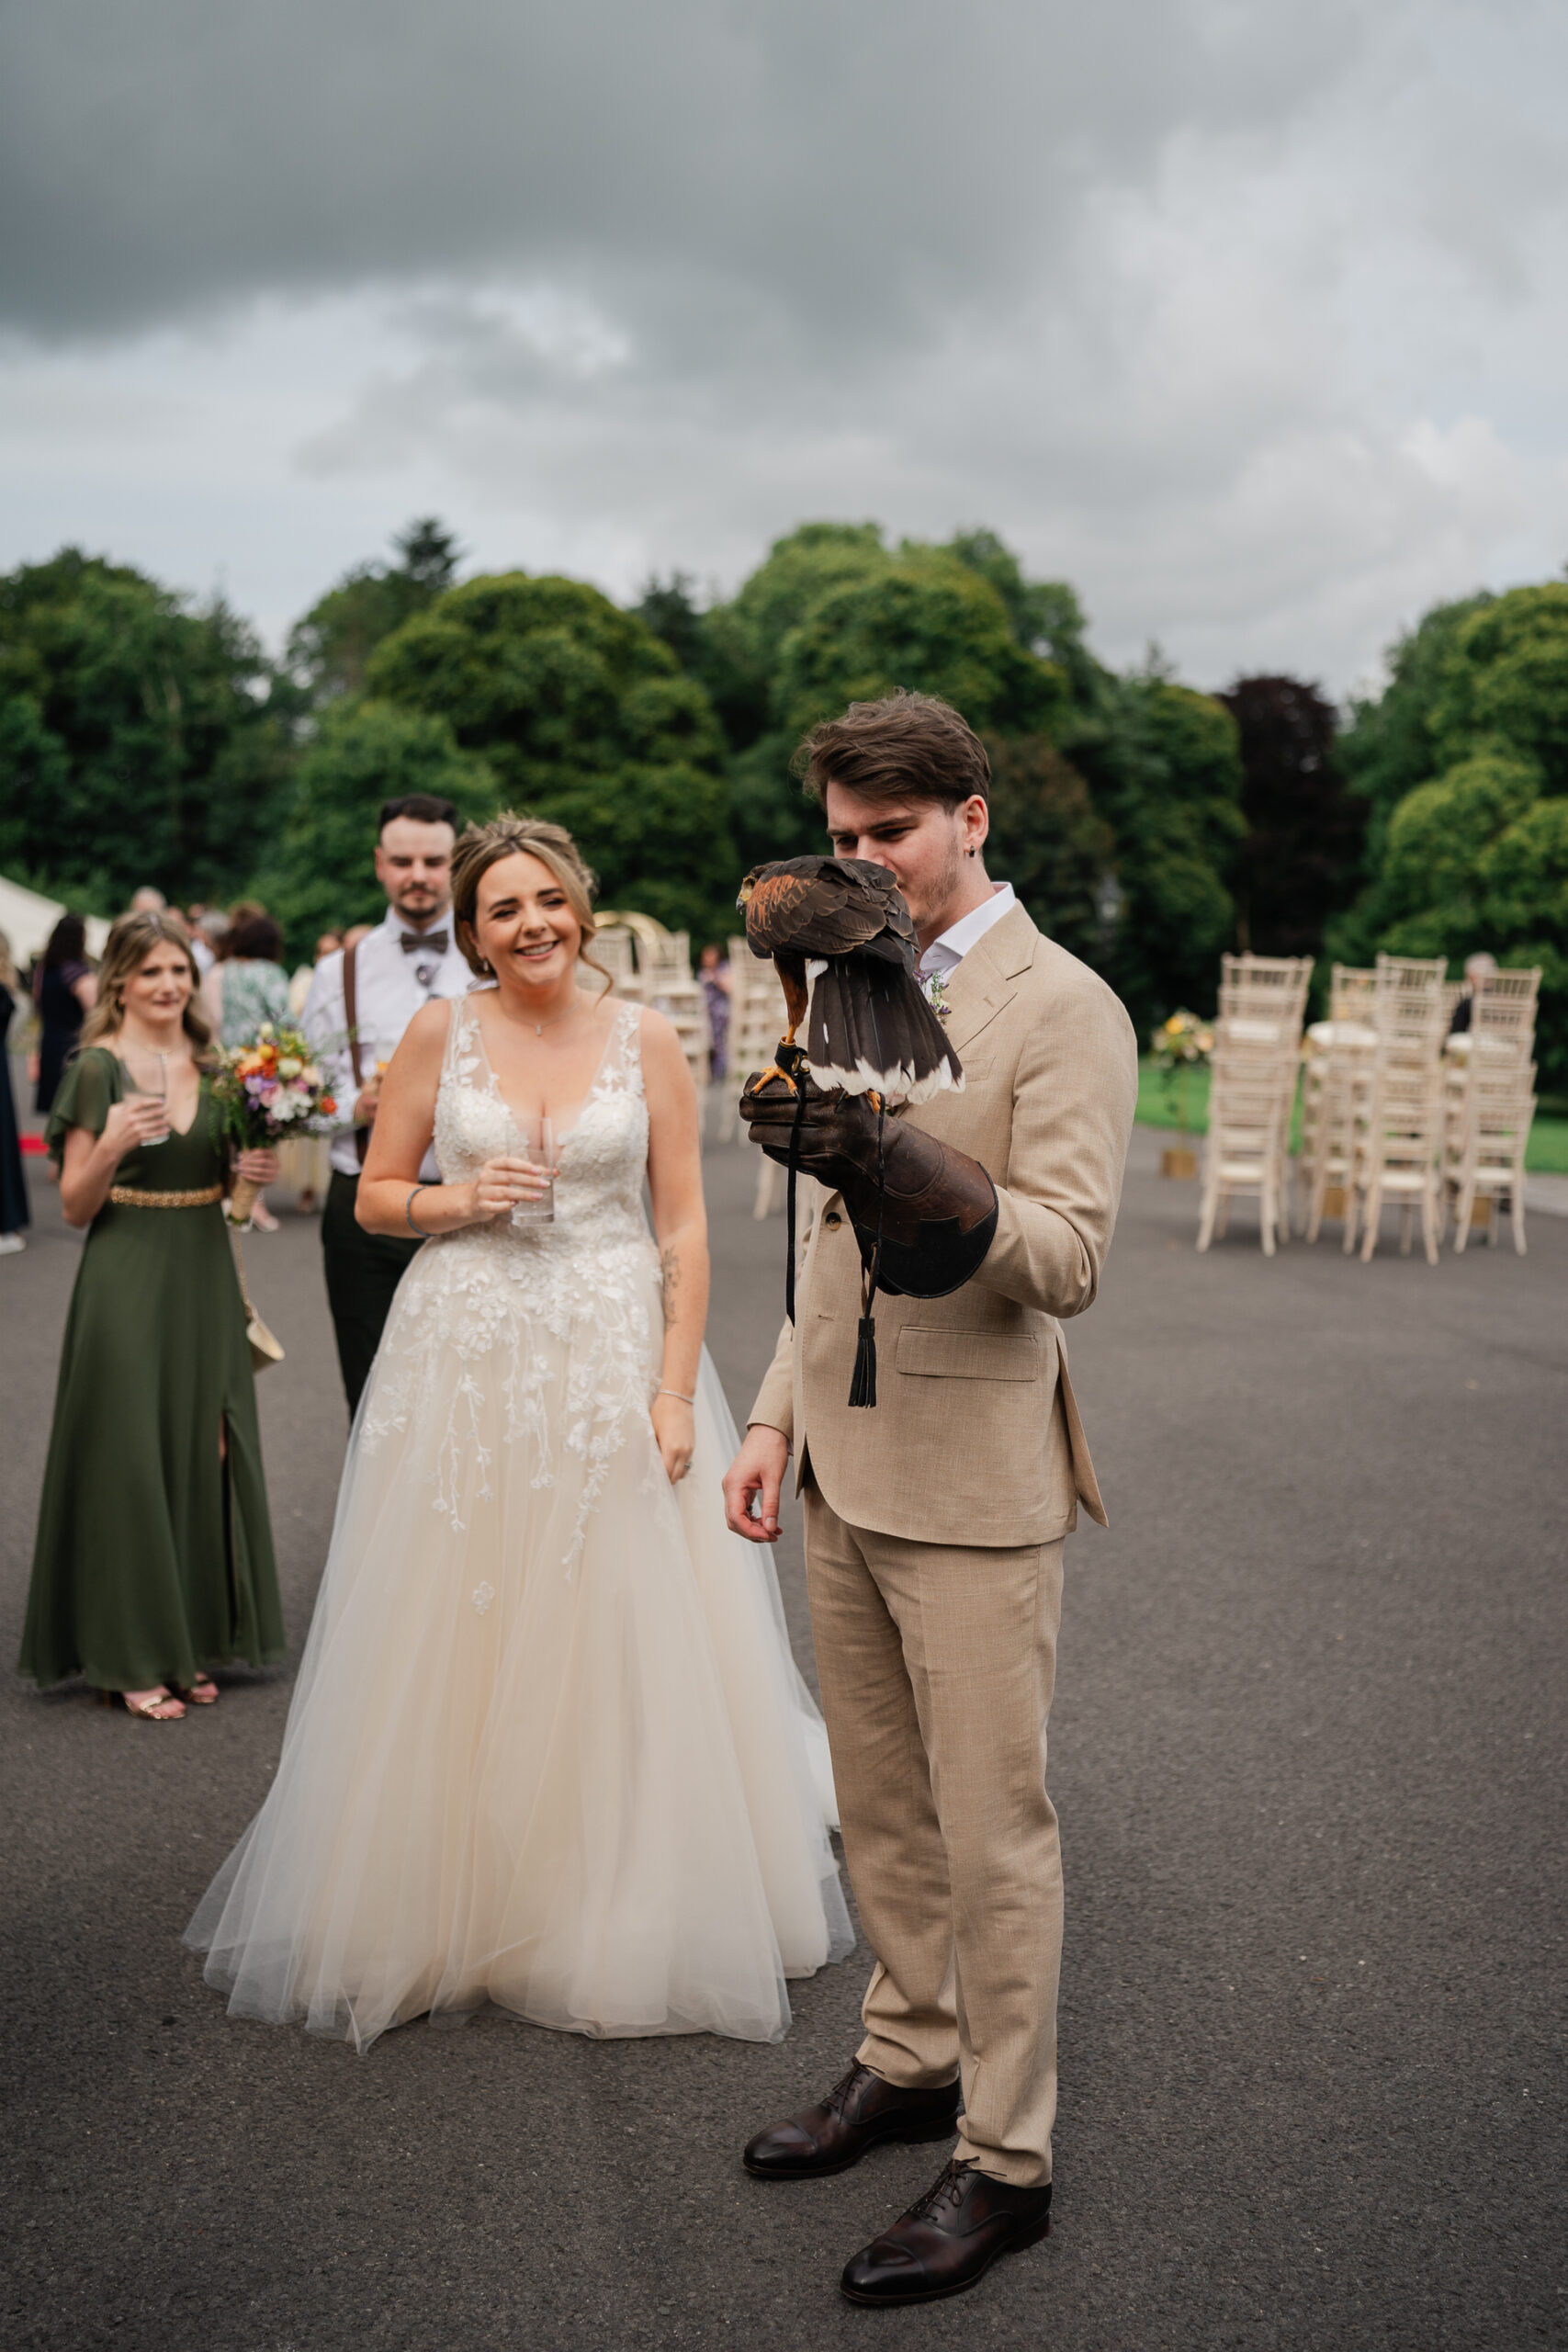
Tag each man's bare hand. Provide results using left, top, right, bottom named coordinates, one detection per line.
left=722, top=1423, right=789, bottom=1544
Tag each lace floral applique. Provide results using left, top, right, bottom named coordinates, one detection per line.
left=361, top=996, right=656, bottom=1574
left=471, top=1582, right=495, bottom=1616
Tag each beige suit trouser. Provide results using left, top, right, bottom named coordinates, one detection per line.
left=803, top=1484, right=1065, bottom=2188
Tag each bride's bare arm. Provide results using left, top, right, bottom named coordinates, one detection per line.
left=355, top=1001, right=545, bottom=1236
left=643, top=1010, right=709, bottom=1482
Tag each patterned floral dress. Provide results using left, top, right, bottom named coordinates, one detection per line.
left=188, top=995, right=849, bottom=2048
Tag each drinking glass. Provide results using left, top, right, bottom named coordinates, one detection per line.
left=122, top=1048, right=170, bottom=1147
left=510, top=1114, right=556, bottom=1228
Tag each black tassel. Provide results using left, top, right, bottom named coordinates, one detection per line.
left=849, top=1314, right=878, bottom=1408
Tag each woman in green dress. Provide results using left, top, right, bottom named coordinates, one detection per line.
left=18, top=912, right=287, bottom=1722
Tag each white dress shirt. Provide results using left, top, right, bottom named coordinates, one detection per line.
left=917, top=881, right=1016, bottom=993
left=303, top=907, right=475, bottom=1181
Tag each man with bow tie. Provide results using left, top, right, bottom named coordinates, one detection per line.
left=303, top=794, right=474, bottom=1415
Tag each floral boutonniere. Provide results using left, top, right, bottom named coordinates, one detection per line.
left=927, top=972, right=953, bottom=1024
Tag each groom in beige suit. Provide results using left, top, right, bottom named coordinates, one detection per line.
left=723, top=691, right=1137, bottom=2308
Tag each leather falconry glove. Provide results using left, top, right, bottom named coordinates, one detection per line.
left=742, top=1070, right=998, bottom=1302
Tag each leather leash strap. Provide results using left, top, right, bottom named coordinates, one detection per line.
left=343, top=938, right=368, bottom=1166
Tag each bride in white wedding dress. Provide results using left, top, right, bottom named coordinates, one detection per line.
left=186, top=815, right=851, bottom=2050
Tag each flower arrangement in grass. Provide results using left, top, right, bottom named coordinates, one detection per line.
left=211, top=1022, right=338, bottom=1226
left=1151, top=1010, right=1214, bottom=1132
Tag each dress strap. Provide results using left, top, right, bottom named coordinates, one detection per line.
left=615, top=999, right=646, bottom=1098
left=439, top=989, right=473, bottom=1079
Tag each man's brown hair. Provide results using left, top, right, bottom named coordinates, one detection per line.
left=796, top=690, right=990, bottom=810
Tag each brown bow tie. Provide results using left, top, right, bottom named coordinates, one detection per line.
left=400, top=930, right=449, bottom=956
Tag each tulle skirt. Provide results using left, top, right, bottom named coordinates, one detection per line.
left=186, top=1251, right=851, bottom=2051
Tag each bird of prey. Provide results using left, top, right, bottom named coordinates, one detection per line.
left=737, top=856, right=964, bottom=1104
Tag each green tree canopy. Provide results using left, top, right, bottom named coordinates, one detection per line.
left=0, top=548, right=291, bottom=911
left=712, top=525, right=1068, bottom=868
left=1427, top=583, right=1568, bottom=784
left=286, top=518, right=463, bottom=707
left=1079, top=673, right=1247, bottom=1030
left=255, top=700, right=498, bottom=954
left=1371, top=751, right=1568, bottom=1087
left=367, top=572, right=735, bottom=939
left=982, top=734, right=1115, bottom=967
left=1331, top=577, right=1568, bottom=1079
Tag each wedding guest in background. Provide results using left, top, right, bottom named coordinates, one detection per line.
left=1448, top=950, right=1498, bottom=1035
left=129, top=887, right=167, bottom=916
left=207, top=909, right=293, bottom=1231
left=303, top=796, right=472, bottom=1415
left=0, top=931, right=29, bottom=1256
left=698, top=941, right=731, bottom=1079
left=209, top=909, right=292, bottom=1045
left=31, top=914, right=96, bottom=1115
left=17, top=912, right=285, bottom=1723
left=193, top=908, right=230, bottom=979
left=288, top=933, right=343, bottom=1019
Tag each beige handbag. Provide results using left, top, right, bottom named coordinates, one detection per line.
left=231, top=1234, right=285, bottom=1374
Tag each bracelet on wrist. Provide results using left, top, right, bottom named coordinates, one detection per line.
left=406, top=1185, right=432, bottom=1238
left=657, top=1387, right=695, bottom=1406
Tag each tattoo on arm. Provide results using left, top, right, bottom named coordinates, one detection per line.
left=660, top=1243, right=681, bottom=1318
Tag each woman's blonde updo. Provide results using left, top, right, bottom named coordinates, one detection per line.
left=449, top=814, right=614, bottom=998
left=80, top=912, right=217, bottom=1064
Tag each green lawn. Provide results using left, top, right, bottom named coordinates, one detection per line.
left=1135, top=1058, right=1568, bottom=1174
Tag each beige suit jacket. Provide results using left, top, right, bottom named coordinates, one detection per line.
left=747, top=903, right=1138, bottom=1548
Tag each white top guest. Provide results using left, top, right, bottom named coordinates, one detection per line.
left=303, top=819, right=474, bottom=1184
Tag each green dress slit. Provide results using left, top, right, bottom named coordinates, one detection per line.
left=17, top=1048, right=286, bottom=1693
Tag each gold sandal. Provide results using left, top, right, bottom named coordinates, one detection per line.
left=175, top=1674, right=220, bottom=1706
left=107, top=1687, right=186, bottom=1722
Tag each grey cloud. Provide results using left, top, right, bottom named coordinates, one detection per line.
left=1, top=0, right=1563, bottom=697
left=1, top=0, right=1372, bottom=340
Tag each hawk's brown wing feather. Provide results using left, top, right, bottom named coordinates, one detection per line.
left=745, top=857, right=906, bottom=960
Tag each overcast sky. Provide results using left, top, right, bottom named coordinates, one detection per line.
left=3, top=0, right=1565, bottom=694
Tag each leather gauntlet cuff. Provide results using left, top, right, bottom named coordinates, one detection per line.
left=837, top=1128, right=999, bottom=1300
left=739, top=1072, right=998, bottom=1300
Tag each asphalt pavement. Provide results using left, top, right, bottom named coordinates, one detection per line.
left=2, top=1124, right=1563, bottom=2352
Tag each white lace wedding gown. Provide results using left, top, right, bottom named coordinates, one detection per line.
left=187, top=995, right=851, bottom=2049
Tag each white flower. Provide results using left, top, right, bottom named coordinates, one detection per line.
left=276, top=1055, right=302, bottom=1080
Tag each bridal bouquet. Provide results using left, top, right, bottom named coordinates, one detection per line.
left=212, top=1021, right=338, bottom=1226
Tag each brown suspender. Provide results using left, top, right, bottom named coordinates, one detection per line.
left=342, top=938, right=369, bottom=1167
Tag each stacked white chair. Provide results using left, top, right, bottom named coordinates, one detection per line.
left=716, top=941, right=795, bottom=1212
left=1451, top=1057, right=1537, bottom=1254
left=1346, top=955, right=1448, bottom=1263
left=594, top=914, right=711, bottom=1096
left=1196, top=955, right=1313, bottom=1256
left=1301, top=965, right=1378, bottom=1241
left=1445, top=967, right=1540, bottom=1253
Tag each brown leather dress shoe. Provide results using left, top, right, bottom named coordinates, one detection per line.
left=840, top=2158, right=1052, bottom=2305
left=742, top=2060, right=961, bottom=2180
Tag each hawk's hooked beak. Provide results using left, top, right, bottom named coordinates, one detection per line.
left=737, top=872, right=758, bottom=913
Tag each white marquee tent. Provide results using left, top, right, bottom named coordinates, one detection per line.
left=0, top=875, right=111, bottom=967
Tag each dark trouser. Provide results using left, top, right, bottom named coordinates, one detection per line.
left=321, top=1170, right=421, bottom=1418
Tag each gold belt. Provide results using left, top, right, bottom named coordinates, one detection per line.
left=108, top=1183, right=224, bottom=1208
